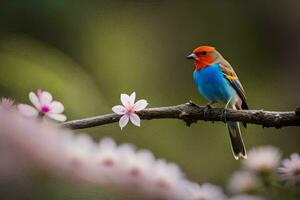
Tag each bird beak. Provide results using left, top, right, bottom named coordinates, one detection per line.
left=186, top=53, right=196, bottom=59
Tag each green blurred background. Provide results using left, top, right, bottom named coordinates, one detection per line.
left=0, top=0, right=299, bottom=199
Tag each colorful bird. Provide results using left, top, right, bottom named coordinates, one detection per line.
left=187, top=46, right=249, bottom=160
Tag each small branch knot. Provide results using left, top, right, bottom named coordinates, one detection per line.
left=179, top=111, right=189, bottom=118
left=179, top=111, right=196, bottom=127
left=187, top=100, right=199, bottom=107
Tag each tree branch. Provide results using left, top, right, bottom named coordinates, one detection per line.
left=63, top=103, right=300, bottom=129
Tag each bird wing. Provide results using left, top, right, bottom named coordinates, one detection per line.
left=219, top=62, right=249, bottom=110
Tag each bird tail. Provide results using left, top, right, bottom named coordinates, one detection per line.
left=227, top=121, right=247, bottom=160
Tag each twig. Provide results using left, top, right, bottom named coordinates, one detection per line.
left=63, top=102, right=300, bottom=129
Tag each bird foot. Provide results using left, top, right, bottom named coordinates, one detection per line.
left=221, top=98, right=232, bottom=123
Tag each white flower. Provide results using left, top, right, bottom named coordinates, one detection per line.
left=17, top=89, right=66, bottom=122
left=229, top=195, right=264, bottom=200
left=112, top=92, right=148, bottom=129
left=278, top=153, right=300, bottom=184
left=189, top=183, right=227, bottom=200
left=228, top=171, right=260, bottom=194
left=243, top=146, right=281, bottom=173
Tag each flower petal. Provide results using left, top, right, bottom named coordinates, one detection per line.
left=121, top=94, right=131, bottom=107
left=40, top=91, right=53, bottom=105
left=49, top=101, right=64, bottom=113
left=119, top=114, right=129, bottom=130
left=130, top=113, right=140, bottom=127
left=46, top=113, right=67, bottom=122
left=29, top=92, right=41, bottom=109
left=129, top=92, right=136, bottom=105
left=133, top=100, right=148, bottom=111
left=112, top=105, right=126, bottom=115
left=17, top=104, right=39, bottom=117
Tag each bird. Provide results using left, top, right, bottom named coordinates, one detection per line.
left=187, top=45, right=249, bottom=160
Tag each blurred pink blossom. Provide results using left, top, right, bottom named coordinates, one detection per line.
left=112, top=92, right=148, bottom=129
left=228, top=170, right=260, bottom=194
left=188, top=183, right=227, bottom=200
left=229, top=195, right=264, bottom=200
left=278, top=153, right=300, bottom=184
left=0, top=106, right=207, bottom=200
left=17, top=89, right=66, bottom=122
left=243, top=146, right=281, bottom=174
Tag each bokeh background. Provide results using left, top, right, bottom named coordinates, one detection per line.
left=0, top=0, right=300, bottom=199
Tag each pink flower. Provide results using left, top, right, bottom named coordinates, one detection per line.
left=17, top=89, right=66, bottom=122
left=112, top=92, right=148, bottom=130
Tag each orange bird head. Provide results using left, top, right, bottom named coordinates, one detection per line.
left=187, top=46, right=221, bottom=70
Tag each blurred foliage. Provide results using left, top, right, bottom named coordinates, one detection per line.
left=0, top=0, right=300, bottom=199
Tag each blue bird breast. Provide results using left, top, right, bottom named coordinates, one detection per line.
left=193, top=64, right=237, bottom=104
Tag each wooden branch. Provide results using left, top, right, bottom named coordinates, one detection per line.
left=63, top=102, right=300, bottom=130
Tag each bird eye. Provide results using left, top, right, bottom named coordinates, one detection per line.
left=201, top=51, right=207, bottom=55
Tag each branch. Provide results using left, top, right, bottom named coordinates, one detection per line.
left=63, top=103, right=300, bottom=129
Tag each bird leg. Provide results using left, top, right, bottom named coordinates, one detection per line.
left=222, top=98, right=232, bottom=123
